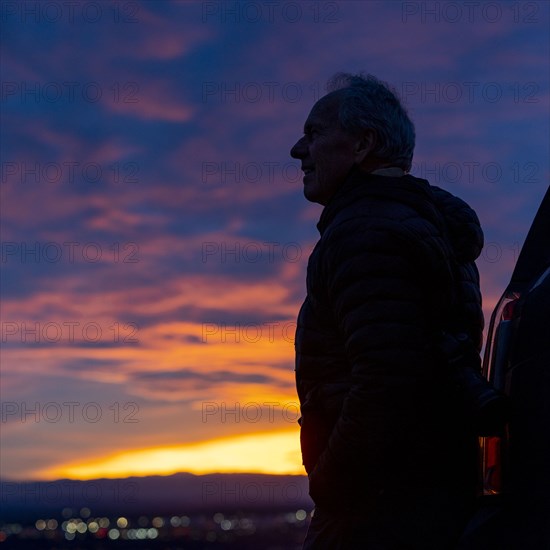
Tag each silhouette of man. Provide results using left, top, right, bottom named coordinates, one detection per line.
left=291, top=73, right=484, bottom=549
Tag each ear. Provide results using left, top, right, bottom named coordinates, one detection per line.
left=353, top=129, right=376, bottom=164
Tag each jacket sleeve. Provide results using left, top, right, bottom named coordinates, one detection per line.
left=308, top=215, right=453, bottom=506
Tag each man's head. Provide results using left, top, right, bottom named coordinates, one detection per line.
left=290, top=72, right=415, bottom=205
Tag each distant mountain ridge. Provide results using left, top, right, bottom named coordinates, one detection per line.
left=0, top=473, right=311, bottom=522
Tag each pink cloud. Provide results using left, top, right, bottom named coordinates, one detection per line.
left=105, top=3, right=213, bottom=61
left=101, top=79, right=195, bottom=121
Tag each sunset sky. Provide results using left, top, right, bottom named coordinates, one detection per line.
left=1, top=0, right=549, bottom=481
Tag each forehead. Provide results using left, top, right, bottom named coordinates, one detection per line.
left=304, top=91, right=343, bottom=128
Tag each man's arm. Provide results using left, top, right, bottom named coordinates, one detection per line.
left=308, top=216, right=451, bottom=508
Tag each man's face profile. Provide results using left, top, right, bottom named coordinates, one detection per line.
left=290, top=92, right=358, bottom=206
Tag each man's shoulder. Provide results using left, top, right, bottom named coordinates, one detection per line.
left=322, top=175, right=483, bottom=264
left=325, top=176, right=442, bottom=240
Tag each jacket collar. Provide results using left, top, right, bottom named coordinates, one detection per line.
left=316, top=165, right=434, bottom=235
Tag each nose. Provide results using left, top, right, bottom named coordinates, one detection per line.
left=290, top=136, right=306, bottom=159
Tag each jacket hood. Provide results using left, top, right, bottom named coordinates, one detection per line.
left=430, top=185, right=484, bottom=263
left=318, top=168, right=484, bottom=264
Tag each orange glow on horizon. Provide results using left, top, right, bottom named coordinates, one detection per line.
left=38, top=429, right=303, bottom=480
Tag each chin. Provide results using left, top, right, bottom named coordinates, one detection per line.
left=303, top=185, right=323, bottom=205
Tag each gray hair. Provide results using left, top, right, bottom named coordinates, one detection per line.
left=326, top=72, right=415, bottom=172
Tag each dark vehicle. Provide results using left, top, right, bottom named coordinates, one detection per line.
left=459, top=185, right=550, bottom=549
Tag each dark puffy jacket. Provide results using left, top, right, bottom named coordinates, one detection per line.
left=295, top=168, right=484, bottom=534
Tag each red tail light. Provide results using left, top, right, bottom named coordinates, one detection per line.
left=501, top=299, right=518, bottom=321
left=479, top=292, right=519, bottom=496
left=482, top=436, right=502, bottom=494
